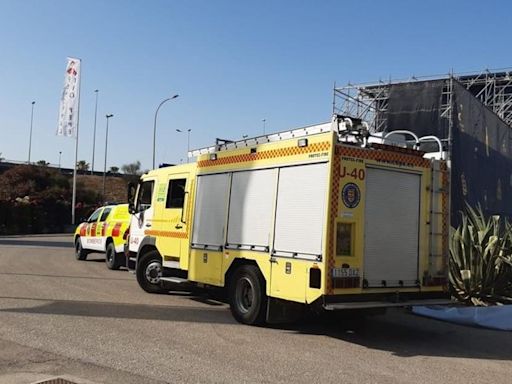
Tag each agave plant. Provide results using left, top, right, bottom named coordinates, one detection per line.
left=449, top=204, right=512, bottom=306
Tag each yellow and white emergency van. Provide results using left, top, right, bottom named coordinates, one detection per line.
left=74, top=203, right=130, bottom=270
left=127, top=115, right=450, bottom=324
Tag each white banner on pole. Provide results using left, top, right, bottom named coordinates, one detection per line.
left=57, top=57, right=81, bottom=137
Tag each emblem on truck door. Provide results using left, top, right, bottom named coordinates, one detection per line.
left=341, top=183, right=361, bottom=209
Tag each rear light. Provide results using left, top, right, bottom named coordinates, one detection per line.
left=123, top=226, right=130, bottom=240
left=112, top=222, right=122, bottom=237
left=309, top=267, right=321, bottom=288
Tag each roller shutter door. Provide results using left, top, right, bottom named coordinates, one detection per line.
left=273, top=163, right=328, bottom=259
left=227, top=169, right=277, bottom=250
left=363, top=168, right=420, bottom=287
left=192, top=173, right=230, bottom=249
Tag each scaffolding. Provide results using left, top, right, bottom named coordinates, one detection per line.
left=334, top=68, right=512, bottom=133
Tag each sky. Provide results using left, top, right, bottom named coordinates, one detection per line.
left=0, top=0, right=511, bottom=171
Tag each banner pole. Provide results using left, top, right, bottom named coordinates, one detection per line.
left=71, top=60, right=82, bottom=225
left=72, top=130, right=79, bottom=225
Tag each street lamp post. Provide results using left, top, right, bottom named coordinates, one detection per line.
left=58, top=151, right=62, bottom=170
left=103, top=114, right=114, bottom=198
left=153, top=94, right=179, bottom=169
left=176, top=128, right=191, bottom=163
left=91, top=89, right=99, bottom=174
left=262, top=118, right=266, bottom=135
left=28, top=101, right=35, bottom=163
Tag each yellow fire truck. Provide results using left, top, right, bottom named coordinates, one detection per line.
left=126, top=115, right=450, bottom=324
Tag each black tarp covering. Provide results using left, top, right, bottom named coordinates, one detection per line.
left=387, top=80, right=448, bottom=139
left=381, top=79, right=512, bottom=227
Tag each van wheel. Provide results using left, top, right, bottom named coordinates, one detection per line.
left=105, top=242, right=122, bottom=270
left=75, top=238, right=87, bottom=261
left=136, top=250, right=165, bottom=293
left=229, top=265, right=267, bottom=325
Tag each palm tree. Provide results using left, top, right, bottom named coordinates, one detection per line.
left=76, top=160, right=90, bottom=171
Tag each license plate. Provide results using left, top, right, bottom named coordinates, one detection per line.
left=332, top=267, right=360, bottom=278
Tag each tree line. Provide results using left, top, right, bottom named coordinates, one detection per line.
left=0, top=160, right=144, bottom=235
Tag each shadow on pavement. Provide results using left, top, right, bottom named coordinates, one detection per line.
left=0, top=296, right=235, bottom=325
left=0, top=239, right=72, bottom=248
left=1, top=293, right=511, bottom=361
left=276, top=308, right=512, bottom=361
left=0, top=272, right=131, bottom=281
left=4, top=298, right=512, bottom=360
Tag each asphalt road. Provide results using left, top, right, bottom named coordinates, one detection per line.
left=0, top=235, right=511, bottom=384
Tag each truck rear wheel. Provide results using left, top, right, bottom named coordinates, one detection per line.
left=136, top=250, right=166, bottom=294
left=105, top=242, right=122, bottom=270
left=229, top=265, right=267, bottom=325
left=74, top=238, right=88, bottom=261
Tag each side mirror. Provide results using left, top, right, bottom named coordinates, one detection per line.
left=127, top=183, right=137, bottom=214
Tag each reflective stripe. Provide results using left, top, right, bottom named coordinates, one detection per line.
left=112, top=222, right=123, bottom=237
left=198, top=141, right=331, bottom=168
left=90, top=223, right=97, bottom=237
left=145, top=229, right=188, bottom=239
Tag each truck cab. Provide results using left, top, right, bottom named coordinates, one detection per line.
left=126, top=164, right=196, bottom=290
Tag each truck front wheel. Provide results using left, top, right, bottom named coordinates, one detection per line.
left=229, top=265, right=267, bottom=325
left=136, top=250, right=165, bottom=294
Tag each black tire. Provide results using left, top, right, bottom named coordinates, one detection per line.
left=74, top=237, right=88, bottom=261
left=229, top=265, right=267, bottom=325
left=105, top=241, right=122, bottom=270
left=136, top=250, right=166, bottom=293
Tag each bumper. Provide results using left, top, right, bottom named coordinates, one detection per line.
left=124, top=244, right=136, bottom=271
left=115, top=243, right=125, bottom=254
left=322, top=291, right=451, bottom=310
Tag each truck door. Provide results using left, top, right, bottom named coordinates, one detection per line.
left=154, top=173, right=190, bottom=268
left=129, top=179, right=155, bottom=255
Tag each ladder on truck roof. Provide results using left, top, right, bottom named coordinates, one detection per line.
left=187, top=115, right=445, bottom=159
left=187, top=121, right=333, bottom=158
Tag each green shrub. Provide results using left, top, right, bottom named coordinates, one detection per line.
left=449, top=204, right=512, bottom=305
left=0, top=165, right=103, bottom=235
